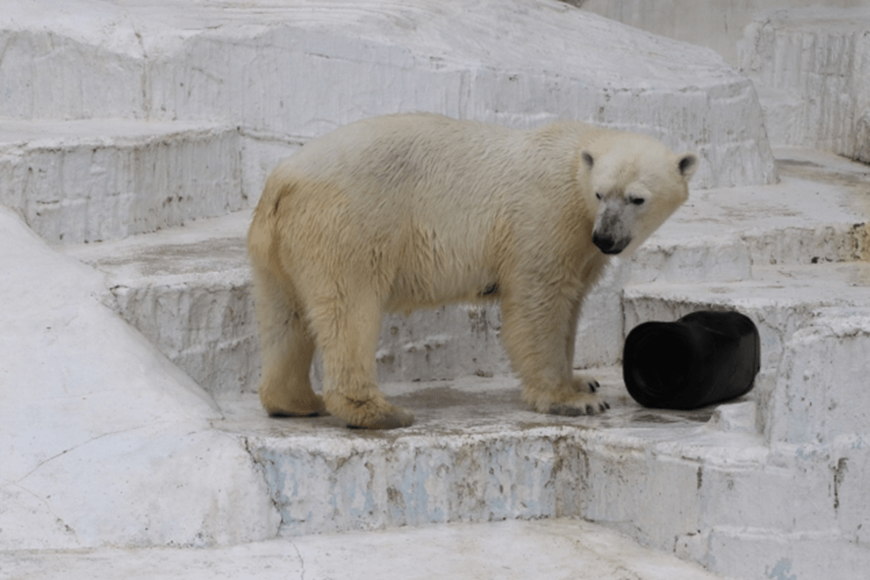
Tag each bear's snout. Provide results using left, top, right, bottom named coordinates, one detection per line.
left=592, top=232, right=628, bottom=255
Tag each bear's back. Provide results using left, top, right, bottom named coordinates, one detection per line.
left=280, top=114, right=599, bottom=215
left=287, top=114, right=514, bottom=185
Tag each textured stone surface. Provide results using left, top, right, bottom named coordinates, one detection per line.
left=0, top=207, right=280, bottom=550
left=0, top=519, right=732, bottom=580
left=211, top=370, right=745, bottom=539
left=624, top=261, right=870, bottom=436
left=0, top=0, right=776, bottom=189
left=768, top=307, right=870, bottom=445
left=0, top=120, right=245, bottom=244
left=739, top=6, right=870, bottom=162
left=206, top=365, right=870, bottom=579
left=581, top=0, right=869, bottom=66
left=621, top=270, right=870, bottom=578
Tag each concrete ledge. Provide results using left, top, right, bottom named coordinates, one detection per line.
left=0, top=120, right=244, bottom=244
left=625, top=262, right=870, bottom=436
left=769, top=307, right=870, bottom=445
left=580, top=0, right=866, bottom=67
left=212, top=371, right=764, bottom=541
left=209, top=369, right=868, bottom=578
left=64, top=211, right=513, bottom=395
left=705, top=526, right=870, bottom=580
left=739, top=6, right=870, bottom=162
left=624, top=148, right=869, bottom=288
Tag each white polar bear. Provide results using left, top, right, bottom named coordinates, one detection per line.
left=248, top=114, right=697, bottom=429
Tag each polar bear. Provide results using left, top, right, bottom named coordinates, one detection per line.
left=248, top=114, right=697, bottom=429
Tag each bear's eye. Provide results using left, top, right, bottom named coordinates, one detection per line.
left=595, top=192, right=602, bottom=201
left=628, top=196, right=645, bottom=206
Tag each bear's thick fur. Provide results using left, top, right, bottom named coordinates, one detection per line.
left=248, top=114, right=697, bottom=429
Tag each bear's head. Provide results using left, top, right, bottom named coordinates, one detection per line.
left=581, top=133, right=698, bottom=257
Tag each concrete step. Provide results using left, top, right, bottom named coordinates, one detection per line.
left=208, top=364, right=870, bottom=579
left=0, top=119, right=246, bottom=244
left=625, top=261, right=870, bottom=433
left=0, top=518, right=733, bottom=580
left=211, top=369, right=766, bottom=567
left=2, top=0, right=776, bottom=189
left=767, top=305, right=870, bottom=446
left=627, top=260, right=870, bottom=362
left=739, top=6, right=870, bottom=163
left=635, top=147, right=870, bottom=285
left=62, top=148, right=870, bottom=398
left=64, top=210, right=512, bottom=396
left=64, top=210, right=261, bottom=396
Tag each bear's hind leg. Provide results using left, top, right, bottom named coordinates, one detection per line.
left=311, top=287, right=414, bottom=429
left=500, top=289, right=609, bottom=417
left=252, top=266, right=325, bottom=417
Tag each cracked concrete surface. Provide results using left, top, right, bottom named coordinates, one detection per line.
left=0, top=206, right=280, bottom=549
left=0, top=519, right=730, bottom=580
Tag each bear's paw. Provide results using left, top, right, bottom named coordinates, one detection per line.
left=325, top=392, right=415, bottom=430
left=572, top=373, right=601, bottom=394
left=547, top=392, right=610, bottom=417
left=261, top=392, right=327, bottom=418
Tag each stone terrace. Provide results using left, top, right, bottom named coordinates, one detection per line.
left=1, top=2, right=869, bottom=579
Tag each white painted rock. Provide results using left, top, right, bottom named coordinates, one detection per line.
left=0, top=0, right=776, bottom=189
left=0, top=120, right=245, bottom=244
left=0, top=207, right=280, bottom=550
left=768, top=307, right=870, bottom=445
left=739, top=6, right=870, bottom=162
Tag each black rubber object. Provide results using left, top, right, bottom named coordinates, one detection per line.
left=622, top=310, right=761, bottom=410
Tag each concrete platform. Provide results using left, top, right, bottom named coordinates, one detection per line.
left=0, top=518, right=732, bottom=580
left=629, top=149, right=870, bottom=287
left=210, top=368, right=767, bottom=540
left=625, top=262, right=870, bottom=439
left=627, top=263, right=870, bottom=361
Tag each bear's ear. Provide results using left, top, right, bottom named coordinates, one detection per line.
left=677, top=153, right=698, bottom=180
left=581, top=151, right=594, bottom=169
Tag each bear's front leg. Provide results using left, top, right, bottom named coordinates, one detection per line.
left=310, top=288, right=414, bottom=429
left=500, top=288, right=609, bottom=417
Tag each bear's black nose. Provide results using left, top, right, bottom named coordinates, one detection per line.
left=592, top=233, right=624, bottom=255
